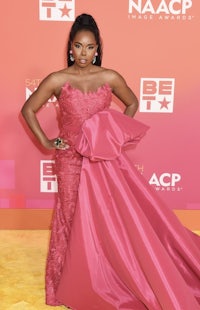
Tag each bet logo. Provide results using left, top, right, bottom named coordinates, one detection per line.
left=140, top=78, right=175, bottom=113
left=39, top=0, right=75, bottom=21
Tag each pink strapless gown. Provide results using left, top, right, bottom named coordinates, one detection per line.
left=46, top=83, right=200, bottom=309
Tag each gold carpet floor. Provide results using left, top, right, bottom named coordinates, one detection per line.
left=0, top=230, right=68, bottom=310
left=0, top=230, right=200, bottom=310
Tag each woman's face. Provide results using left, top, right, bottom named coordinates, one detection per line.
left=71, top=30, right=98, bottom=67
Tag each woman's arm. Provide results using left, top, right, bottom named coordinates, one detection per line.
left=21, top=73, right=67, bottom=150
left=108, top=70, right=139, bottom=117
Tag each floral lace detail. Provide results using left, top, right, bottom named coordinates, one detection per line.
left=45, top=83, right=112, bottom=305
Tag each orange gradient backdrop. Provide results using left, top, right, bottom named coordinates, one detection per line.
left=0, top=0, right=200, bottom=229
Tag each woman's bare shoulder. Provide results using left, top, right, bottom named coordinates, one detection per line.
left=37, top=68, right=72, bottom=96
left=44, top=69, right=71, bottom=86
left=100, top=67, right=127, bottom=89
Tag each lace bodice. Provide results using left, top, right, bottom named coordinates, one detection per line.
left=58, top=82, right=112, bottom=146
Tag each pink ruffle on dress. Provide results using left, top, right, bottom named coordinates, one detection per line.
left=46, top=83, right=200, bottom=309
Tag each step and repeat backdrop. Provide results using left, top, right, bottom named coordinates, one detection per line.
left=0, top=0, right=200, bottom=228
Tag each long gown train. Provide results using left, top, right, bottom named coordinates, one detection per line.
left=56, top=109, right=200, bottom=310
left=45, top=83, right=200, bottom=309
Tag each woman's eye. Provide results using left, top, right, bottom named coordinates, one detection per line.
left=75, top=44, right=80, bottom=48
left=88, top=46, right=94, bottom=50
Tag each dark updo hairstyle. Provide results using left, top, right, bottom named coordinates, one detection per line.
left=67, top=13, right=102, bottom=67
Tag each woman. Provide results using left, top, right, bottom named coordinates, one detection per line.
left=21, top=13, right=200, bottom=310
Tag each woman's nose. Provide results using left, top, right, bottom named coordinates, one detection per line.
left=81, top=48, right=86, bottom=56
